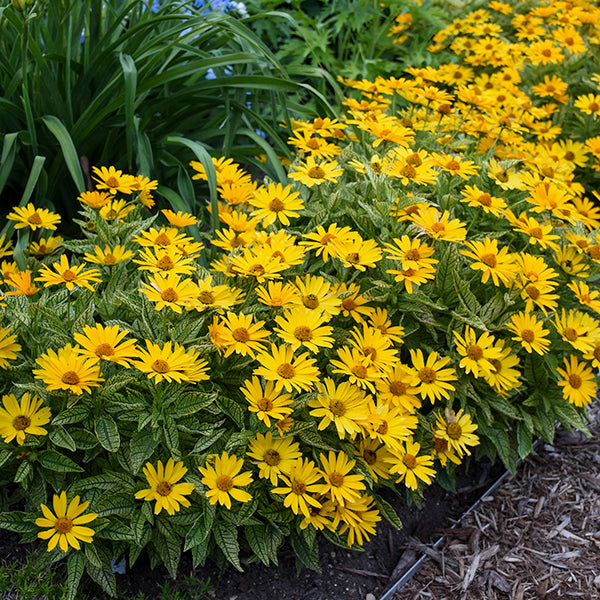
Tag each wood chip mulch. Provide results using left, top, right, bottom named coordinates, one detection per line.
left=393, top=405, right=600, bottom=600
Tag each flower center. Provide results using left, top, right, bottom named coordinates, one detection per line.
left=106, top=176, right=120, bottom=189
left=363, top=449, right=377, bottom=465
left=329, top=398, right=347, bottom=416
left=329, top=472, right=345, bottom=487
left=520, top=329, right=535, bottom=343
left=157, top=256, right=175, bottom=270
left=249, top=263, right=265, bottom=276
left=588, top=246, right=600, bottom=260
left=152, top=359, right=170, bottom=373
left=346, top=252, right=360, bottom=264
left=480, top=253, right=497, bottom=267
left=342, top=298, right=357, bottom=311
left=529, top=227, right=543, bottom=239
left=418, top=367, right=436, bottom=384
left=277, top=363, right=295, bottom=379
left=351, top=365, right=368, bottom=379
left=104, top=253, right=117, bottom=265
left=490, top=358, right=502, bottom=373
left=402, top=454, right=417, bottom=469
left=306, top=138, right=320, bottom=150
left=433, top=437, right=448, bottom=452
left=95, top=343, right=115, bottom=357
left=161, top=288, right=178, bottom=303
left=307, top=166, right=326, bottom=179
left=154, top=233, right=171, bottom=246
left=466, top=344, right=484, bottom=361
left=216, top=475, right=234, bottom=492
left=294, top=326, right=312, bottom=342
left=377, top=420, right=389, bottom=434
left=363, top=346, right=377, bottom=360
left=232, top=327, right=250, bottom=343
left=157, top=481, right=172, bottom=496
left=302, top=294, right=320, bottom=309
left=61, top=371, right=80, bottom=385
left=257, top=397, right=274, bottom=411
left=62, top=269, right=77, bottom=282
left=400, top=164, right=417, bottom=179
left=12, top=415, right=31, bottom=430
left=198, top=290, right=215, bottom=304
left=405, top=248, right=421, bottom=261
left=526, top=285, right=540, bottom=300
left=28, top=212, right=43, bottom=225
left=477, top=193, right=492, bottom=206
left=563, top=327, right=578, bottom=342
left=268, top=198, right=285, bottom=212
left=291, top=479, right=307, bottom=495
left=320, top=233, right=335, bottom=245
left=430, top=222, right=446, bottom=234
left=54, top=517, right=73, bottom=534
left=389, top=380, right=408, bottom=396
left=264, top=449, right=281, bottom=466
left=447, top=422, right=462, bottom=439
left=445, top=159, right=461, bottom=171
left=594, top=346, right=600, bottom=361
left=568, top=374, right=582, bottom=389
left=589, top=102, right=600, bottom=112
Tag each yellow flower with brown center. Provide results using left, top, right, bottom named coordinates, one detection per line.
left=409, top=349, right=457, bottom=403
left=460, top=238, right=517, bottom=287
left=27, top=236, right=62, bottom=257
left=505, top=210, right=560, bottom=251
left=301, top=223, right=357, bottom=262
left=554, top=309, right=598, bottom=354
left=482, top=339, right=521, bottom=395
left=139, top=272, right=198, bottom=313
left=220, top=312, right=270, bottom=358
left=375, top=363, right=421, bottom=413
left=6, top=203, right=61, bottom=231
left=161, top=209, right=198, bottom=228
left=557, top=355, right=597, bottom=407
left=134, top=246, right=196, bottom=275
left=272, top=457, right=323, bottom=518
left=77, top=190, right=113, bottom=209
left=353, top=439, right=392, bottom=483
left=434, top=408, right=479, bottom=458
left=4, top=270, right=40, bottom=296
left=131, top=340, right=196, bottom=384
left=292, top=274, right=341, bottom=317
left=367, top=308, right=404, bottom=344
left=92, top=165, right=135, bottom=195
left=254, top=344, right=320, bottom=393
left=247, top=432, right=302, bottom=485
left=410, top=206, right=467, bottom=243
left=242, top=376, right=293, bottom=427
left=506, top=311, right=551, bottom=355
left=330, top=346, right=383, bottom=393
left=0, top=393, right=51, bottom=445
left=335, top=282, right=374, bottom=322
left=35, top=255, right=102, bottom=292
left=36, top=491, right=97, bottom=552
left=453, top=326, right=503, bottom=378
left=568, top=281, right=600, bottom=314
left=459, top=184, right=507, bottom=216
left=313, top=451, right=366, bottom=506
left=199, top=451, right=253, bottom=509
left=34, top=344, right=104, bottom=395
left=0, top=326, right=21, bottom=368
left=386, top=441, right=436, bottom=490
left=288, top=156, right=344, bottom=188
left=250, top=182, right=305, bottom=226
left=274, top=306, right=334, bottom=353
left=133, top=226, right=193, bottom=250
left=333, top=237, right=383, bottom=272
left=134, top=458, right=194, bottom=515
left=255, top=281, right=299, bottom=308
left=84, top=244, right=134, bottom=266
left=73, top=324, right=138, bottom=367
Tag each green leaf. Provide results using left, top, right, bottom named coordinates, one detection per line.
left=94, top=493, right=136, bottom=518
left=86, top=562, right=117, bottom=597
left=214, top=395, right=245, bottom=428
left=119, top=53, right=138, bottom=170
left=49, top=426, right=77, bottom=452
left=553, top=401, right=590, bottom=435
left=0, top=512, right=38, bottom=534
left=95, top=518, right=135, bottom=542
left=321, top=526, right=362, bottom=551
left=41, top=116, right=85, bottom=192
left=290, top=526, right=320, bottom=572
left=245, top=524, right=270, bottom=566
left=37, top=450, right=84, bottom=473
left=517, top=423, right=532, bottom=459
left=373, top=494, right=402, bottom=530
left=298, top=428, right=336, bottom=451
left=95, top=414, right=121, bottom=452
left=184, top=515, right=211, bottom=552
left=435, top=243, right=460, bottom=305
left=213, top=519, right=242, bottom=571
left=19, top=155, right=46, bottom=207
left=14, top=460, right=33, bottom=485
left=51, top=404, right=89, bottom=426
left=0, top=132, right=18, bottom=199
left=173, top=392, right=216, bottom=416
left=162, top=413, right=179, bottom=453
left=155, top=531, right=182, bottom=579
left=454, top=276, right=480, bottom=315
left=130, top=430, right=159, bottom=473
left=66, top=551, right=85, bottom=600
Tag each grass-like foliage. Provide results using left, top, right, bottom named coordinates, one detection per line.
left=0, top=0, right=599, bottom=598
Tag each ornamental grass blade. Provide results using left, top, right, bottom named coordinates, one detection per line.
left=119, top=53, right=138, bottom=170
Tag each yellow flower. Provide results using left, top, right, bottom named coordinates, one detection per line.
left=301, top=223, right=357, bottom=262
left=0, top=234, right=13, bottom=259
left=333, top=237, right=383, bottom=271
left=254, top=344, right=320, bottom=393
left=574, top=94, right=600, bottom=117
left=460, top=238, right=517, bottom=287
left=288, top=156, right=344, bottom=187
left=453, top=326, right=502, bottom=378
left=92, top=166, right=135, bottom=194
left=410, top=206, right=467, bottom=243
left=199, top=451, right=253, bottom=509
left=6, top=203, right=61, bottom=231
left=255, top=281, right=299, bottom=308
left=36, top=255, right=102, bottom=292
left=386, top=442, right=436, bottom=490
left=36, top=492, right=97, bottom=552
left=134, top=458, right=194, bottom=515
left=292, top=274, right=341, bottom=317
left=27, top=236, right=62, bottom=257
left=557, top=356, right=597, bottom=407
left=133, top=226, right=193, bottom=250
left=568, top=281, right=600, bottom=314
left=4, top=270, right=40, bottom=296
left=220, top=312, right=271, bottom=358
left=367, top=308, right=404, bottom=344
left=99, top=198, right=136, bottom=221
left=375, top=363, right=421, bottom=413
left=250, top=183, right=304, bottom=226
left=506, top=311, right=551, bottom=355
left=0, top=393, right=51, bottom=445
left=246, top=432, right=302, bottom=485
left=274, top=306, right=334, bottom=353
left=77, top=190, right=113, bottom=209
left=384, top=235, right=438, bottom=271
left=330, top=346, right=383, bottom=393
left=482, top=339, right=521, bottom=395
left=0, top=326, right=21, bottom=367
left=410, top=349, right=457, bottom=403
left=365, top=399, right=418, bottom=450
left=334, top=494, right=381, bottom=547
left=242, top=376, right=293, bottom=427
left=132, top=340, right=196, bottom=384
left=34, top=344, right=104, bottom=395
left=134, top=246, right=196, bottom=275
left=313, top=451, right=365, bottom=506
left=459, top=184, right=507, bottom=216
left=353, top=439, right=392, bottom=483
left=73, top=324, right=138, bottom=367
left=505, top=211, right=560, bottom=251
left=130, top=175, right=159, bottom=208
left=335, top=282, right=374, bottom=322
left=161, top=209, right=198, bottom=228
left=139, top=272, right=198, bottom=313
left=434, top=408, right=479, bottom=457
left=84, top=244, right=134, bottom=266
left=272, top=457, right=323, bottom=519
left=554, top=309, right=598, bottom=354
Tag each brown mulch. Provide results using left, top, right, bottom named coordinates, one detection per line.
left=394, top=405, right=600, bottom=600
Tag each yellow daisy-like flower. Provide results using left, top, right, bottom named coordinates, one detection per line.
left=187, top=275, right=243, bottom=312
left=333, top=237, right=383, bottom=272
left=574, top=94, right=600, bottom=118
left=505, top=210, right=560, bottom=251
left=556, top=355, right=597, bottom=408
left=255, top=281, right=299, bottom=308
left=453, top=326, right=502, bottom=378
left=410, top=206, right=467, bottom=243
left=246, top=432, right=302, bottom=485
left=36, top=492, right=97, bottom=552
left=583, top=340, right=600, bottom=370
left=139, top=272, right=198, bottom=313
left=250, top=183, right=304, bottom=226
left=220, top=312, right=271, bottom=358
left=384, top=235, right=438, bottom=271
left=288, top=156, right=344, bottom=188
left=36, top=255, right=102, bottom=292
left=242, top=376, right=293, bottom=427
left=330, top=346, right=383, bottom=393
left=353, top=439, right=393, bottom=483
left=375, top=363, right=421, bottom=413
left=336, top=282, right=374, bottom=323
left=386, top=441, right=436, bottom=490
left=292, top=274, right=341, bottom=317
left=84, top=244, right=134, bottom=266
left=0, top=234, right=13, bottom=259
left=506, top=311, right=551, bottom=355
left=34, top=344, right=104, bottom=395
left=73, top=324, right=138, bottom=367
left=409, top=348, right=457, bottom=403
left=199, top=451, right=253, bottom=509
left=0, top=393, right=51, bottom=445
left=274, top=306, right=334, bottom=353
left=6, top=203, right=61, bottom=231
left=161, top=209, right=198, bottom=228
left=482, top=339, right=521, bottom=395
left=131, top=340, right=195, bottom=384
left=554, top=309, right=598, bottom=354
left=130, top=175, right=159, bottom=208
left=92, top=165, right=135, bottom=194
left=272, top=457, right=323, bottom=519
left=365, top=399, right=418, bottom=451
left=133, top=227, right=193, bottom=250
left=134, top=458, right=194, bottom=515
left=309, top=378, right=369, bottom=439
left=368, top=308, right=404, bottom=344
left=313, top=451, right=366, bottom=506
left=99, top=198, right=136, bottom=221
left=459, top=184, right=506, bottom=216
left=0, top=326, right=21, bottom=367
left=27, top=236, right=62, bottom=257
left=134, top=246, right=196, bottom=276
left=254, top=344, right=320, bottom=393
left=567, top=281, right=600, bottom=314
left=301, top=223, right=357, bottom=262
left=434, top=408, right=479, bottom=458
left=77, top=190, right=113, bottom=209
left=335, top=494, right=381, bottom=547
left=5, top=270, right=40, bottom=296
left=460, top=238, right=517, bottom=287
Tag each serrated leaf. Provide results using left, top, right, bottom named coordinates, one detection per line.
left=553, top=401, right=589, bottom=435
left=95, top=415, right=120, bottom=452
left=245, top=524, right=270, bottom=566
left=213, top=519, right=242, bottom=571
left=37, top=450, right=84, bottom=473
left=373, top=494, right=402, bottom=530
left=184, top=515, right=210, bottom=552
left=454, top=276, right=480, bottom=314
left=14, top=460, right=33, bottom=484
left=95, top=518, right=135, bottom=542
left=51, top=405, right=89, bottom=426
left=49, top=426, right=77, bottom=452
